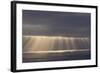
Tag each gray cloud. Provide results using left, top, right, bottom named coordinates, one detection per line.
left=22, top=10, right=90, bottom=37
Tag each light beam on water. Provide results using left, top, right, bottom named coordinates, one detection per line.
left=23, top=36, right=90, bottom=53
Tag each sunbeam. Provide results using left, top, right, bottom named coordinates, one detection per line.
left=23, top=36, right=90, bottom=62
left=23, top=36, right=90, bottom=52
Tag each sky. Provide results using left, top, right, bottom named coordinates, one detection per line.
left=22, top=10, right=91, bottom=37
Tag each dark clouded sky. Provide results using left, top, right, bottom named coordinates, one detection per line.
left=22, top=10, right=91, bottom=37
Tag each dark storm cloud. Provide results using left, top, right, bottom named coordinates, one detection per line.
left=22, top=10, right=91, bottom=37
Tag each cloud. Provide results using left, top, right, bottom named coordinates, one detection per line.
left=22, top=10, right=90, bottom=37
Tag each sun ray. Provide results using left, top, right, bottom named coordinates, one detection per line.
left=23, top=36, right=90, bottom=52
